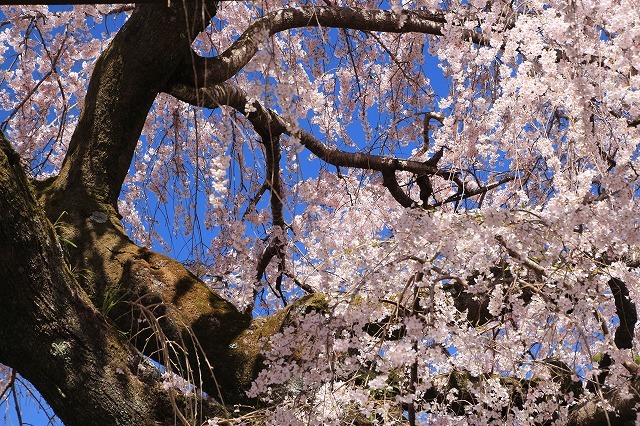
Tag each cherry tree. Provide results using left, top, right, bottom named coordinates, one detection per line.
left=0, top=0, right=639, bottom=424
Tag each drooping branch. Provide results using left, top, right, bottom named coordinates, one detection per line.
left=0, top=369, right=15, bottom=405
left=1, top=27, right=68, bottom=129
left=255, top=133, right=288, bottom=303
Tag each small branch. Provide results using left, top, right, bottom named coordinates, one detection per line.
left=495, top=235, right=546, bottom=279
left=414, top=111, right=445, bottom=156
left=382, top=170, right=415, bottom=208
left=283, top=271, right=316, bottom=294
left=11, top=378, right=23, bottom=426
left=105, top=5, right=135, bottom=15
left=255, top=239, right=281, bottom=283
left=0, top=369, right=16, bottom=402
left=432, top=175, right=513, bottom=208
left=1, top=28, right=68, bottom=129
left=241, top=181, right=268, bottom=220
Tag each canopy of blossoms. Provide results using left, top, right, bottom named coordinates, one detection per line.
left=1, top=0, right=639, bottom=424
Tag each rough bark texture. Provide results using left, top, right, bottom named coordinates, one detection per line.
left=50, top=1, right=216, bottom=207
left=0, top=133, right=225, bottom=426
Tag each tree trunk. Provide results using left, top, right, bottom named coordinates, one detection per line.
left=0, top=132, right=228, bottom=425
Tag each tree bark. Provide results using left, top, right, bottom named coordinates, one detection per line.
left=47, top=0, right=217, bottom=208
left=0, top=132, right=229, bottom=425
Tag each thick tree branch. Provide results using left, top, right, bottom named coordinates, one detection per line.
left=36, top=178, right=259, bottom=404
left=47, top=1, right=217, bottom=209
left=608, top=277, right=637, bottom=349
left=28, top=0, right=272, bottom=406
left=170, top=7, right=447, bottom=87
left=4, top=1, right=637, bottom=424
left=495, top=234, right=546, bottom=279
left=382, top=170, right=414, bottom=208
left=165, top=83, right=443, bottom=173
left=165, top=82, right=514, bottom=208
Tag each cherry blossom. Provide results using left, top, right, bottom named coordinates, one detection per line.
left=1, top=0, right=639, bottom=424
